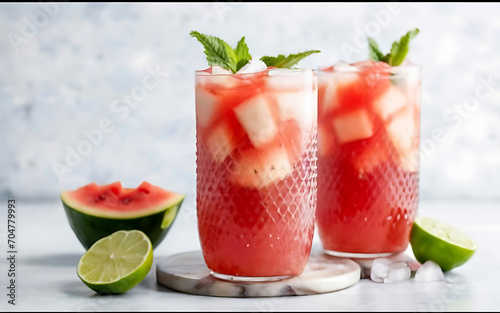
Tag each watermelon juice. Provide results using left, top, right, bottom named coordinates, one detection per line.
left=196, top=67, right=317, bottom=280
left=316, top=61, right=421, bottom=257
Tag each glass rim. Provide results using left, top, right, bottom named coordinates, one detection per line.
left=315, top=63, right=421, bottom=75
left=195, top=67, right=314, bottom=77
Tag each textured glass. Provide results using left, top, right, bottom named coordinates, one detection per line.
left=196, top=69, right=317, bottom=277
left=316, top=64, right=421, bottom=255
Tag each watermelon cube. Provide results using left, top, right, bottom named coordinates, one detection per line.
left=206, top=122, right=236, bottom=164
left=317, top=124, right=335, bottom=157
left=353, top=139, right=389, bottom=175
left=269, top=90, right=315, bottom=129
left=352, top=59, right=376, bottom=68
left=321, top=73, right=359, bottom=114
left=386, top=107, right=418, bottom=172
left=372, top=85, right=408, bottom=121
left=231, top=144, right=293, bottom=189
left=332, top=109, right=374, bottom=144
left=233, top=93, right=277, bottom=148
left=195, top=87, right=219, bottom=128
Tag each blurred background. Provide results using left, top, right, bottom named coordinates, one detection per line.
left=1, top=2, right=499, bottom=202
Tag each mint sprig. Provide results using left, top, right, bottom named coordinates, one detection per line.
left=368, top=28, right=419, bottom=66
left=190, top=31, right=320, bottom=72
left=234, top=36, right=251, bottom=72
left=368, top=38, right=390, bottom=63
left=190, top=31, right=251, bottom=73
left=260, top=50, right=321, bottom=68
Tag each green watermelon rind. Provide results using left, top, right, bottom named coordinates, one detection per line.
left=61, top=193, right=185, bottom=250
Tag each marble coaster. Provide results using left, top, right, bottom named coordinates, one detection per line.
left=156, top=251, right=360, bottom=297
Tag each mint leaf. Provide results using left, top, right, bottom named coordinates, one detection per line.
left=389, top=28, right=420, bottom=66
left=260, top=50, right=321, bottom=68
left=234, top=36, right=252, bottom=72
left=368, top=38, right=385, bottom=62
left=190, top=31, right=238, bottom=73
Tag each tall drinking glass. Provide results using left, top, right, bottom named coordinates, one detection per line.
left=316, top=62, right=421, bottom=257
left=196, top=68, right=318, bottom=280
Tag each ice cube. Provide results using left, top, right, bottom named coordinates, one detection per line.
left=195, top=88, right=219, bottom=127
left=414, top=261, right=445, bottom=283
left=269, top=90, right=315, bottom=129
left=206, top=122, right=235, bottom=163
left=231, top=144, right=293, bottom=189
left=237, top=59, right=267, bottom=74
left=334, top=61, right=358, bottom=72
left=370, top=258, right=411, bottom=283
left=372, top=85, right=408, bottom=121
left=206, top=66, right=241, bottom=89
left=233, top=93, right=277, bottom=148
left=389, top=253, right=421, bottom=272
left=267, top=68, right=314, bottom=92
left=332, top=109, right=374, bottom=144
left=352, top=253, right=421, bottom=279
left=383, top=263, right=411, bottom=283
left=370, top=258, right=392, bottom=283
left=211, top=65, right=232, bottom=75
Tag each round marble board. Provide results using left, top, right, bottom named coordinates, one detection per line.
left=156, top=251, right=361, bottom=297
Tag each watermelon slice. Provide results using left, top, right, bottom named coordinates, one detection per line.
left=61, top=182, right=185, bottom=250
left=231, top=144, right=293, bottom=189
left=332, top=109, right=374, bottom=144
left=233, top=93, right=277, bottom=148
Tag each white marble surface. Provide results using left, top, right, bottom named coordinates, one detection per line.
left=0, top=199, right=498, bottom=311
left=1, top=3, right=500, bottom=201
left=156, top=251, right=360, bottom=297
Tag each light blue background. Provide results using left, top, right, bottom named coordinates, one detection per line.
left=1, top=2, right=499, bottom=201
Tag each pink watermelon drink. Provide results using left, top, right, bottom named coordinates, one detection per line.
left=196, top=66, right=317, bottom=279
left=316, top=59, right=421, bottom=257
left=191, top=31, right=319, bottom=280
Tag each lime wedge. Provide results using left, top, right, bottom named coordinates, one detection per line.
left=410, top=216, right=477, bottom=272
left=77, top=230, right=153, bottom=294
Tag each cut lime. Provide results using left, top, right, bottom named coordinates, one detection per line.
left=77, top=230, right=153, bottom=294
left=410, top=216, right=477, bottom=272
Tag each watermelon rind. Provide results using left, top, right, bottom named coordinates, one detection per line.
left=61, top=192, right=185, bottom=250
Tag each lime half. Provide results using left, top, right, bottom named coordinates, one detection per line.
left=410, top=216, right=477, bottom=272
left=77, top=230, right=153, bottom=294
